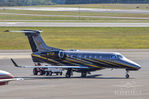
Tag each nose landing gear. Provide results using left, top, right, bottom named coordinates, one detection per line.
left=125, top=70, right=129, bottom=79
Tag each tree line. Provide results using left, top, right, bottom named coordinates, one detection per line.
left=65, top=0, right=149, bottom=4
left=0, top=0, right=65, bottom=6
left=0, top=0, right=148, bottom=6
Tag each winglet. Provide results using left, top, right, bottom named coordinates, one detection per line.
left=4, top=30, right=42, bottom=33
left=10, top=58, right=19, bottom=67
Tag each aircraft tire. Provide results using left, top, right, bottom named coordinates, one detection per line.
left=81, top=72, right=87, bottom=78
left=45, top=71, right=49, bottom=76
left=65, top=69, right=72, bottom=78
left=56, top=73, right=59, bottom=75
left=66, top=74, right=71, bottom=78
left=60, top=72, right=63, bottom=75
left=126, top=74, right=129, bottom=79
left=39, top=70, right=45, bottom=75
left=33, top=68, right=38, bottom=75
left=49, top=71, right=52, bottom=76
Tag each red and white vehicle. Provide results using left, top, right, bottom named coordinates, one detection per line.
left=0, top=70, right=23, bottom=86
left=33, top=63, right=63, bottom=76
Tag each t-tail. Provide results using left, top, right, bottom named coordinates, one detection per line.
left=5, top=30, right=62, bottom=52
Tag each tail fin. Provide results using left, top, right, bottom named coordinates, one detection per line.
left=5, top=30, right=61, bottom=52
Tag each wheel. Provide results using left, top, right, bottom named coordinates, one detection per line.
left=56, top=73, right=59, bottom=75
left=45, top=71, right=49, bottom=76
left=65, top=69, right=72, bottom=78
left=33, top=68, right=38, bottom=75
left=39, top=70, right=45, bottom=75
left=66, top=74, right=71, bottom=78
left=60, top=72, right=63, bottom=75
left=81, top=72, right=87, bottom=78
left=126, top=74, right=129, bottom=79
left=49, top=71, right=52, bottom=76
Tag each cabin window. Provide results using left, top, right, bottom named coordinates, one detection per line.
left=78, top=55, right=81, bottom=58
left=86, top=55, right=89, bottom=58
left=89, top=56, right=92, bottom=58
left=84, top=55, right=87, bottom=58
left=70, top=55, right=73, bottom=58
left=73, top=54, right=77, bottom=58
left=66, top=54, right=69, bottom=57
left=99, top=56, right=102, bottom=59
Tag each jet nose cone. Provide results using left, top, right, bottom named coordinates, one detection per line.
left=136, top=64, right=141, bottom=70
left=7, top=74, right=14, bottom=79
left=0, top=70, right=14, bottom=79
left=122, top=58, right=141, bottom=70
left=131, top=62, right=141, bottom=70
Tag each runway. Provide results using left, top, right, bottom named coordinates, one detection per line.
left=1, top=22, right=149, bottom=27
left=0, top=49, right=148, bottom=99
left=1, top=7, right=149, bottom=14
left=1, top=12, right=149, bottom=20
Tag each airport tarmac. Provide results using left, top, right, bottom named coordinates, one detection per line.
left=1, top=12, right=149, bottom=20
left=1, top=22, right=149, bottom=27
left=0, top=49, right=148, bottom=99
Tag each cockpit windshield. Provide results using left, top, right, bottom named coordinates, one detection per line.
left=111, top=53, right=124, bottom=59
left=117, top=55, right=124, bottom=59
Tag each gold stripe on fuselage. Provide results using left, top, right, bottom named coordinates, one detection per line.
left=66, top=57, right=102, bottom=69
left=32, top=54, right=62, bottom=65
left=93, top=59, right=120, bottom=67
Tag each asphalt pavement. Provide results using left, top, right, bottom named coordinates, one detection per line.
left=1, top=7, right=149, bottom=14
left=0, top=49, right=148, bottom=99
left=1, top=22, right=149, bottom=27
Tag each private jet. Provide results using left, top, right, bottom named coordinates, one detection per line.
left=6, top=30, right=141, bottom=78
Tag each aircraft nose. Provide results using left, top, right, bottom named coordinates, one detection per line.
left=122, top=58, right=141, bottom=70
left=128, top=61, right=141, bottom=70
left=133, top=63, right=141, bottom=70
left=136, top=64, right=141, bottom=69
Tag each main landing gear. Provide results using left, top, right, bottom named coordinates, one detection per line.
left=81, top=72, right=87, bottom=78
left=33, top=68, right=45, bottom=75
left=65, top=69, right=88, bottom=78
left=33, top=68, right=38, bottom=75
left=65, top=68, right=73, bottom=78
left=125, top=70, right=130, bottom=79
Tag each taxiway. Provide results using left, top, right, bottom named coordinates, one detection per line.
left=1, top=22, right=149, bottom=27
left=0, top=49, right=148, bottom=99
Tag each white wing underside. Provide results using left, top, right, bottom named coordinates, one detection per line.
left=0, top=79, right=14, bottom=82
left=16, top=65, right=89, bottom=69
left=0, top=78, right=23, bottom=82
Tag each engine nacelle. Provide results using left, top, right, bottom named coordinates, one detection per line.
left=40, top=50, right=66, bottom=59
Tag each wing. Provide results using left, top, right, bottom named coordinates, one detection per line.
left=11, top=58, right=89, bottom=69
left=0, top=78, right=23, bottom=82
left=0, top=79, right=15, bottom=82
